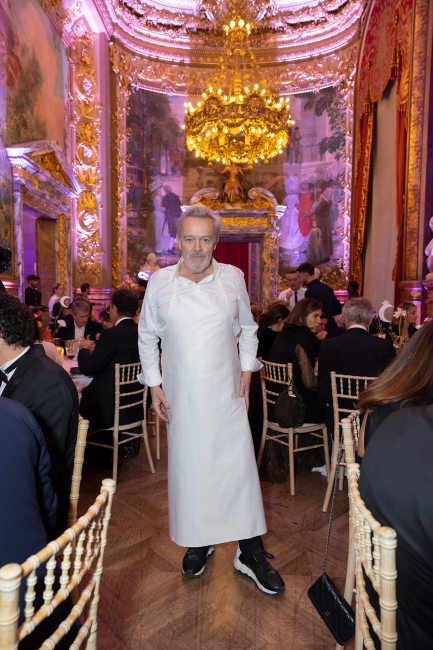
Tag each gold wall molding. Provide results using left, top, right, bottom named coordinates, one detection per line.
left=109, top=40, right=359, bottom=96
left=58, top=213, right=67, bottom=287
left=221, top=217, right=268, bottom=229
left=110, top=43, right=131, bottom=287
left=405, top=0, right=429, bottom=281
left=70, top=31, right=103, bottom=285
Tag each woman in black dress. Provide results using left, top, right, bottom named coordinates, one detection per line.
left=257, top=302, right=290, bottom=361
left=357, top=321, right=433, bottom=458
left=267, top=297, right=326, bottom=424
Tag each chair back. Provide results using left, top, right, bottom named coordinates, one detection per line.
left=68, top=416, right=89, bottom=529
left=259, top=358, right=291, bottom=423
left=347, top=463, right=397, bottom=649
left=0, top=478, right=116, bottom=650
left=114, top=362, right=146, bottom=431
left=341, top=411, right=361, bottom=464
left=331, top=372, right=374, bottom=436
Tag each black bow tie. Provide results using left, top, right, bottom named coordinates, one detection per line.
left=0, top=368, right=10, bottom=385
left=0, top=356, right=25, bottom=386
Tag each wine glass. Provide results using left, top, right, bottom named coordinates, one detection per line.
left=65, top=340, right=75, bottom=361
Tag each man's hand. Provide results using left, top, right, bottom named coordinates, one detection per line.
left=150, top=385, right=170, bottom=423
left=316, top=330, right=327, bottom=341
left=239, top=371, right=252, bottom=411
left=80, top=335, right=95, bottom=352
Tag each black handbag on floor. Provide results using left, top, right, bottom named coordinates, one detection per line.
left=307, top=441, right=355, bottom=645
left=274, top=376, right=305, bottom=428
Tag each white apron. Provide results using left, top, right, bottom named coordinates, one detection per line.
left=162, top=272, right=267, bottom=547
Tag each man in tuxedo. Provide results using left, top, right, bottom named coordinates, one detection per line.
left=78, top=288, right=142, bottom=429
left=297, top=262, right=342, bottom=337
left=277, top=269, right=306, bottom=307
left=0, top=293, right=79, bottom=539
left=58, top=298, right=102, bottom=349
left=25, top=274, right=43, bottom=311
left=318, top=297, right=396, bottom=427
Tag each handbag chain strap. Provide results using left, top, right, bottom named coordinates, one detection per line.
left=322, top=434, right=343, bottom=573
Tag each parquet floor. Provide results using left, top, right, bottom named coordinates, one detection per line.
left=79, top=427, right=355, bottom=650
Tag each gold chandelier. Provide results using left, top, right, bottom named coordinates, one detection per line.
left=183, top=17, right=295, bottom=166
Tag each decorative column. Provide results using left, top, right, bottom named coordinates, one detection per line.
left=70, top=30, right=103, bottom=286
left=110, top=44, right=131, bottom=287
left=11, top=173, right=25, bottom=301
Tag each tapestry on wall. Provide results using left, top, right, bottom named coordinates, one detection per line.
left=126, top=86, right=346, bottom=285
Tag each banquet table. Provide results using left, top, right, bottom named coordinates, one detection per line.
left=63, top=357, right=93, bottom=394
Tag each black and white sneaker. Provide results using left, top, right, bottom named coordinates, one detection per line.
left=233, top=546, right=285, bottom=596
left=181, top=546, right=215, bottom=577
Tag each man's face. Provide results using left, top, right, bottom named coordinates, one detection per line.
left=317, top=317, right=327, bottom=334
left=177, top=217, right=216, bottom=274
left=73, top=311, right=89, bottom=328
left=287, top=272, right=301, bottom=291
left=29, top=278, right=39, bottom=290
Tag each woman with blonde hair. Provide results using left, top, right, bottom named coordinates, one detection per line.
left=48, top=283, right=63, bottom=317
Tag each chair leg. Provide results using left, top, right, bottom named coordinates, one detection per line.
left=257, top=420, right=267, bottom=470
left=156, top=415, right=160, bottom=461
left=343, top=516, right=356, bottom=604
left=142, top=421, right=155, bottom=474
left=112, top=428, right=119, bottom=487
left=289, top=429, right=295, bottom=496
left=339, top=449, right=345, bottom=491
left=322, top=433, right=339, bottom=512
left=323, top=427, right=330, bottom=483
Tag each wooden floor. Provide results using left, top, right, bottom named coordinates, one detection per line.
left=79, top=427, right=355, bottom=650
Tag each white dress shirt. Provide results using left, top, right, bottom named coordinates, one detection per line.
left=277, top=286, right=306, bottom=309
left=115, top=317, right=133, bottom=326
left=348, top=324, right=368, bottom=331
left=0, top=347, right=31, bottom=395
left=74, top=324, right=85, bottom=339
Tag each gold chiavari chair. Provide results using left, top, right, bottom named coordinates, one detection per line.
left=147, top=405, right=160, bottom=461
left=0, top=478, right=116, bottom=650
left=322, top=372, right=374, bottom=512
left=258, top=359, right=330, bottom=496
left=347, top=463, right=398, bottom=650
left=68, top=416, right=89, bottom=530
left=86, top=363, right=155, bottom=484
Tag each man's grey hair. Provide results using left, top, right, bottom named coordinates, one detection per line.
left=176, top=203, right=223, bottom=241
left=342, top=297, right=374, bottom=326
left=163, top=184, right=172, bottom=193
left=71, top=299, right=90, bottom=315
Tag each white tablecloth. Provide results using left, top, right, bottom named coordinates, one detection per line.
left=63, top=358, right=93, bottom=394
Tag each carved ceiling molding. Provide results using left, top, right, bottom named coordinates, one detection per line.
left=95, top=0, right=365, bottom=64
left=109, top=40, right=358, bottom=95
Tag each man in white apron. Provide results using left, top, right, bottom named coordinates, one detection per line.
left=138, top=204, right=285, bottom=596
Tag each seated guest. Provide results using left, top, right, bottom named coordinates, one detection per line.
left=136, top=278, right=148, bottom=301
left=313, top=311, right=328, bottom=355
left=357, top=322, right=433, bottom=457
left=250, top=303, right=263, bottom=325
left=257, top=302, right=290, bottom=360
left=25, top=274, right=44, bottom=312
left=0, top=397, right=77, bottom=650
left=297, top=262, right=342, bottom=337
left=389, top=301, right=418, bottom=342
left=78, top=289, right=142, bottom=430
left=99, top=307, right=113, bottom=330
left=267, top=298, right=326, bottom=424
left=346, top=280, right=359, bottom=299
left=318, top=297, right=395, bottom=429
left=48, top=283, right=63, bottom=317
left=52, top=295, right=71, bottom=319
left=58, top=297, right=102, bottom=348
left=359, top=404, right=433, bottom=649
left=0, top=293, right=79, bottom=539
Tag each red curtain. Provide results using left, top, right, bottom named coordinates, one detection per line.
left=393, top=56, right=407, bottom=306
left=213, top=242, right=249, bottom=290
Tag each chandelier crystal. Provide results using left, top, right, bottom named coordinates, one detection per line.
left=183, top=17, right=295, bottom=166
